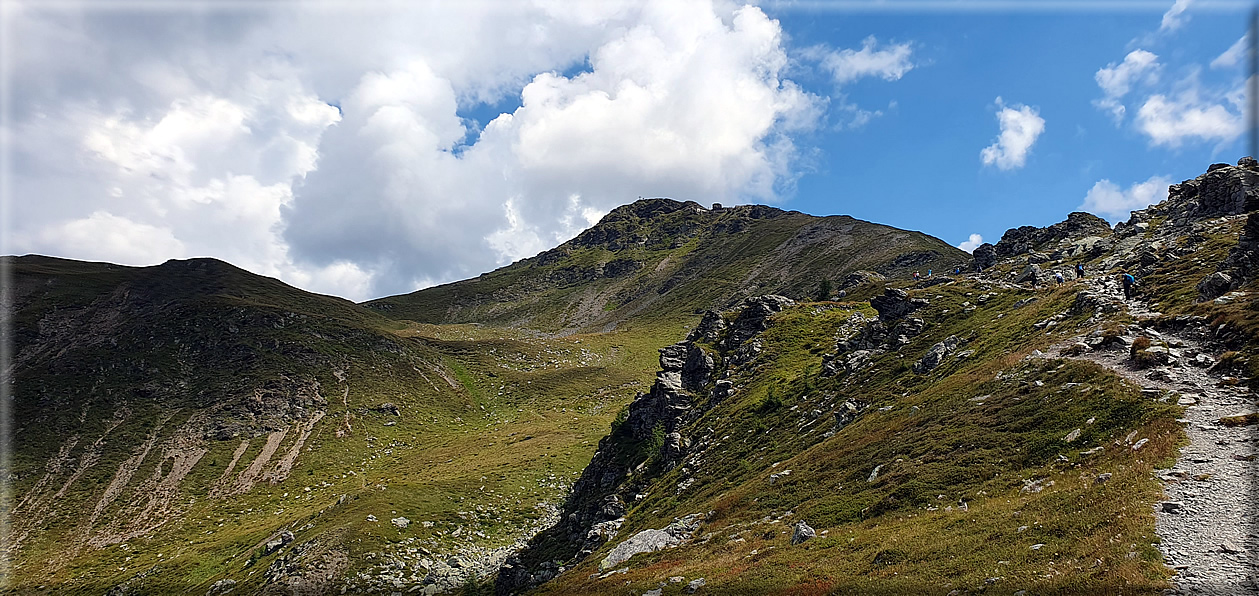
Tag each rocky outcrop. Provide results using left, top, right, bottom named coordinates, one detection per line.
left=721, top=295, right=795, bottom=349
left=870, top=288, right=928, bottom=321
left=498, top=297, right=786, bottom=595
left=973, top=244, right=998, bottom=269
left=993, top=212, right=1113, bottom=258
left=1198, top=158, right=1259, bottom=300
left=913, top=335, right=962, bottom=374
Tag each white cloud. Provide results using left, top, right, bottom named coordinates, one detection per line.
left=1211, top=34, right=1248, bottom=70
left=810, top=36, right=914, bottom=85
left=6, top=1, right=823, bottom=300
left=1079, top=176, right=1172, bottom=222
left=980, top=97, right=1045, bottom=171
left=957, top=234, right=984, bottom=253
left=1159, top=0, right=1192, bottom=33
left=22, top=211, right=186, bottom=266
left=1092, top=50, right=1160, bottom=121
left=1134, top=76, right=1245, bottom=147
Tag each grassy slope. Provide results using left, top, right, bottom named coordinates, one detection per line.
left=535, top=278, right=1184, bottom=595
left=4, top=257, right=671, bottom=594
left=364, top=205, right=968, bottom=332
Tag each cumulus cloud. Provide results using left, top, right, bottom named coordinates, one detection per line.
left=1093, top=50, right=1160, bottom=121
left=6, top=1, right=823, bottom=300
left=1079, top=176, right=1172, bottom=222
left=957, top=234, right=984, bottom=253
left=808, top=36, right=914, bottom=85
left=1159, top=0, right=1193, bottom=33
left=1211, top=34, right=1248, bottom=70
left=1134, top=76, right=1245, bottom=147
left=980, top=97, right=1044, bottom=171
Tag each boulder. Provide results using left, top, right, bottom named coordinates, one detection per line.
left=206, top=579, right=236, bottom=596
left=913, top=335, right=961, bottom=374
left=972, top=243, right=998, bottom=269
left=870, top=288, right=928, bottom=321
left=600, top=529, right=679, bottom=570
left=791, top=521, right=816, bottom=545
left=1196, top=271, right=1234, bottom=302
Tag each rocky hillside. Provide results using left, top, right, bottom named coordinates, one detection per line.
left=5, top=159, right=1258, bottom=595
left=2, top=256, right=663, bottom=594
left=497, top=159, right=1259, bottom=595
left=364, top=200, right=968, bottom=333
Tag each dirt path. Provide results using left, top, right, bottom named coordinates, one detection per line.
left=1047, top=277, right=1259, bottom=595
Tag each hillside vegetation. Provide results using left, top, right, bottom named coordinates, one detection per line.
left=4, top=160, right=1258, bottom=595
left=364, top=200, right=968, bottom=333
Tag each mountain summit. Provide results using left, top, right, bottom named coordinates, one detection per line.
left=365, top=199, right=967, bottom=332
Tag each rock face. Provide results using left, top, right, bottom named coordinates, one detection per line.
left=972, top=243, right=998, bottom=269
left=993, top=212, right=1113, bottom=258
left=497, top=297, right=788, bottom=595
left=870, top=288, right=928, bottom=321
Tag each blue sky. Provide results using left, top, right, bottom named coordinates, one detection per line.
left=768, top=4, right=1250, bottom=249
left=4, top=0, right=1252, bottom=299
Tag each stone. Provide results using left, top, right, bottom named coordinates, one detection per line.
left=1094, top=473, right=1112, bottom=484
left=644, top=590, right=663, bottom=596
left=206, top=579, right=236, bottom=596
left=263, top=531, right=295, bottom=555
left=1221, top=540, right=1243, bottom=553
left=1132, top=438, right=1149, bottom=451
left=391, top=517, right=410, bottom=529
left=600, top=529, right=679, bottom=570
left=870, top=288, right=928, bottom=321
left=686, top=578, right=706, bottom=593
left=1160, top=501, right=1184, bottom=513
left=1196, top=271, right=1234, bottom=301
left=914, top=335, right=961, bottom=374
left=1240, top=156, right=1258, bottom=168
left=1177, top=395, right=1199, bottom=406
left=1063, top=428, right=1082, bottom=443
left=867, top=464, right=884, bottom=483
left=791, top=521, right=816, bottom=545
left=973, top=243, right=998, bottom=269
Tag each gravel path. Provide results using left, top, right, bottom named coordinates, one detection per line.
left=1049, top=278, right=1259, bottom=595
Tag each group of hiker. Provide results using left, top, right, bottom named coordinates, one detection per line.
left=918, top=260, right=1138, bottom=299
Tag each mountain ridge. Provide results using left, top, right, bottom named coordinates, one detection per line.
left=4, top=158, right=1259, bottom=595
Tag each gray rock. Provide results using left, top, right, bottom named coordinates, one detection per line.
left=686, top=578, right=706, bottom=593
left=600, top=529, right=679, bottom=570
left=870, top=288, right=928, bottom=321
left=1196, top=271, right=1234, bottom=301
left=206, top=579, right=236, bottom=596
left=390, top=517, right=410, bottom=529
left=1160, top=501, right=1184, bottom=513
left=1094, top=473, right=1112, bottom=484
left=973, top=243, right=998, bottom=269
left=791, top=521, right=816, bottom=545
left=263, top=530, right=295, bottom=555
left=1063, top=428, right=1082, bottom=442
left=913, top=335, right=961, bottom=374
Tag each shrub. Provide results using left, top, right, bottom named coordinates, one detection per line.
left=1130, top=336, right=1151, bottom=357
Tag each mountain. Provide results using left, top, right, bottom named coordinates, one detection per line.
left=5, top=159, right=1259, bottom=595
left=3, top=255, right=658, bottom=594
left=364, top=200, right=968, bottom=332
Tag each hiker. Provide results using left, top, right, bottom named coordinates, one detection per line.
left=1121, top=272, right=1136, bottom=299
left=927, top=269, right=932, bottom=277
left=954, top=266, right=962, bottom=275
left=1075, top=263, right=1085, bottom=278
left=1054, top=271, right=1065, bottom=286
left=913, top=271, right=920, bottom=281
